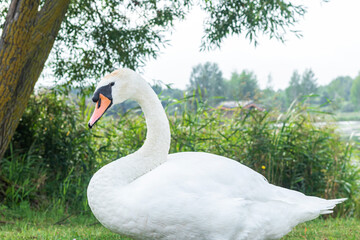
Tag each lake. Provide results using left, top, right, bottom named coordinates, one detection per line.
left=334, top=121, right=360, bottom=141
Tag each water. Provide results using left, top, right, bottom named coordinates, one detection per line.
left=335, top=121, right=360, bottom=141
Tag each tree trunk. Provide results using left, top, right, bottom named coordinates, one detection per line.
left=0, top=0, right=70, bottom=159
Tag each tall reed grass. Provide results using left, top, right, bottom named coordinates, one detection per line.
left=0, top=90, right=359, bottom=217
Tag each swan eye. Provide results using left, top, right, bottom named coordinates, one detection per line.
left=92, top=95, right=99, bottom=103
left=92, top=83, right=113, bottom=104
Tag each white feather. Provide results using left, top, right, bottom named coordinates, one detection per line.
left=87, top=69, right=346, bottom=240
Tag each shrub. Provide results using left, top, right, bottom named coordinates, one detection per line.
left=1, top=89, right=97, bottom=210
left=1, top=91, right=359, bottom=217
left=106, top=100, right=360, bottom=217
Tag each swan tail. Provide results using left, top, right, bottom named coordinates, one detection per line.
left=319, top=198, right=347, bottom=215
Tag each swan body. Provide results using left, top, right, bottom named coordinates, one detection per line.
left=87, top=68, right=345, bottom=240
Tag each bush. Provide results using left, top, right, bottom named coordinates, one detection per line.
left=106, top=100, right=360, bottom=217
left=1, top=91, right=359, bottom=217
left=341, top=102, right=356, bottom=113
left=0, top=146, right=46, bottom=207
left=1, top=89, right=97, bottom=210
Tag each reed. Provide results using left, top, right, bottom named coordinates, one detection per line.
left=0, top=90, right=359, bottom=217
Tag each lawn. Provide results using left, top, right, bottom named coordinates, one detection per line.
left=282, top=218, right=360, bottom=240
left=1, top=207, right=359, bottom=240
left=0, top=208, right=130, bottom=240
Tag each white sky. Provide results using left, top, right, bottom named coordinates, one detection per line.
left=142, top=0, right=360, bottom=90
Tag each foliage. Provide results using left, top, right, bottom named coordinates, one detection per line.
left=323, top=76, right=353, bottom=102
left=165, top=100, right=360, bottom=218
left=157, top=63, right=359, bottom=115
left=1, top=0, right=311, bottom=87
left=0, top=147, right=46, bottom=206
left=187, top=62, right=225, bottom=106
left=201, top=0, right=306, bottom=48
left=57, top=0, right=311, bottom=84
left=0, top=1, right=9, bottom=36
left=185, top=65, right=261, bottom=108
left=0, top=89, right=97, bottom=209
left=1, top=89, right=359, bottom=217
left=52, top=0, right=191, bottom=86
left=93, top=97, right=360, bottom=217
left=301, top=69, right=318, bottom=95
left=285, top=70, right=301, bottom=104
left=285, top=69, right=318, bottom=106
left=0, top=0, right=330, bottom=162
left=156, top=64, right=360, bottom=116
left=1, top=199, right=360, bottom=240
left=226, top=70, right=259, bottom=100
left=350, top=73, right=360, bottom=109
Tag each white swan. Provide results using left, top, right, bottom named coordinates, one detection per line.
left=87, top=68, right=346, bottom=240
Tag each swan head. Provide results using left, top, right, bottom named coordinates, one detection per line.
left=88, top=68, right=140, bottom=128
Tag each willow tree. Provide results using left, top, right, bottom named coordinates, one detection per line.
left=0, top=0, right=70, bottom=159
left=0, top=0, right=308, bottom=159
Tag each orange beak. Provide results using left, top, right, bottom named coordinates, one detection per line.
left=88, top=93, right=112, bottom=128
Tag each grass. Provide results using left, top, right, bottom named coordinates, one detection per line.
left=283, top=218, right=360, bottom=240
left=1, top=206, right=359, bottom=240
left=0, top=206, right=131, bottom=240
left=2, top=92, right=359, bottom=217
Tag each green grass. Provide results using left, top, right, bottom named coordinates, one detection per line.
left=0, top=207, right=131, bottom=240
left=1, top=207, right=359, bottom=240
left=2, top=92, right=359, bottom=217
left=283, top=218, right=360, bottom=240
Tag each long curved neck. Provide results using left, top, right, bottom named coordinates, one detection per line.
left=87, top=73, right=171, bottom=229
left=133, top=82, right=171, bottom=161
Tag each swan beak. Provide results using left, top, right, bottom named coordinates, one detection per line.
left=88, top=93, right=112, bottom=128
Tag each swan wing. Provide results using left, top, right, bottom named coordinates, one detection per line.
left=114, top=152, right=344, bottom=240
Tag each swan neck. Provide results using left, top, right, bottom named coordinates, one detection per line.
left=134, top=82, right=170, bottom=160
left=87, top=72, right=171, bottom=229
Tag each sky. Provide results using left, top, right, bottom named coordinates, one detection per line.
left=141, top=0, right=360, bottom=90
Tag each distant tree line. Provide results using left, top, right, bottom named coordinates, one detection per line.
left=150, top=62, right=360, bottom=113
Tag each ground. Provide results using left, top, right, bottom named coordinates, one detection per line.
left=0, top=207, right=359, bottom=240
